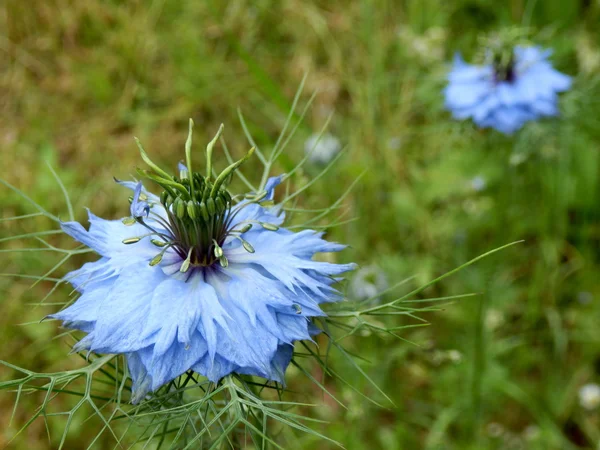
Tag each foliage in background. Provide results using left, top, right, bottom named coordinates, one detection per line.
left=1, top=0, right=600, bottom=449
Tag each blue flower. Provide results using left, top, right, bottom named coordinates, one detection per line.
left=444, top=46, right=572, bottom=134
left=51, top=129, right=355, bottom=403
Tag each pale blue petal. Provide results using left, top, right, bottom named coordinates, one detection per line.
left=130, top=182, right=150, bottom=218
left=141, top=276, right=210, bottom=356
left=138, top=333, right=208, bottom=390
left=76, top=263, right=167, bottom=353
left=61, top=211, right=158, bottom=266
left=193, top=354, right=237, bottom=383
left=127, top=352, right=153, bottom=404
left=115, top=179, right=161, bottom=204
left=444, top=81, right=491, bottom=109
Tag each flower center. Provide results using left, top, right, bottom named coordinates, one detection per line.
left=159, top=172, right=233, bottom=268
left=122, top=120, right=278, bottom=274
left=493, top=55, right=516, bottom=84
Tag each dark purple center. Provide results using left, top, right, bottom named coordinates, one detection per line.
left=493, top=57, right=516, bottom=84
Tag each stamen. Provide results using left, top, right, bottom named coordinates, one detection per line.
left=252, top=191, right=268, bottom=202
left=122, top=217, right=137, bottom=226
left=232, top=235, right=255, bottom=253
left=123, top=237, right=142, bottom=245
left=260, top=222, right=279, bottom=231
left=149, top=243, right=174, bottom=267
left=180, top=248, right=193, bottom=273
left=213, top=239, right=224, bottom=258
left=242, top=240, right=255, bottom=253
left=238, top=224, right=253, bottom=233
left=149, top=253, right=164, bottom=267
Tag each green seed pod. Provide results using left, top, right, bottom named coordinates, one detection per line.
left=207, top=198, right=216, bottom=215
left=160, top=191, right=168, bottom=205
left=187, top=200, right=197, bottom=219
left=200, top=202, right=209, bottom=221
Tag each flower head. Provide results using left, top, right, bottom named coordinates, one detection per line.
left=52, top=121, right=355, bottom=402
left=444, top=46, right=572, bottom=134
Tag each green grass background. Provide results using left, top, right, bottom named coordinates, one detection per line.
left=1, top=0, right=600, bottom=448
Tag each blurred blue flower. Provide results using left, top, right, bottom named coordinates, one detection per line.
left=444, top=46, right=572, bottom=134
left=53, top=164, right=355, bottom=402
left=304, top=133, right=341, bottom=164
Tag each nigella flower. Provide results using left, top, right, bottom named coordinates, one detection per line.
left=444, top=46, right=572, bottom=134
left=51, top=121, right=355, bottom=402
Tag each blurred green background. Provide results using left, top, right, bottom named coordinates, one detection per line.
left=1, top=0, right=600, bottom=449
